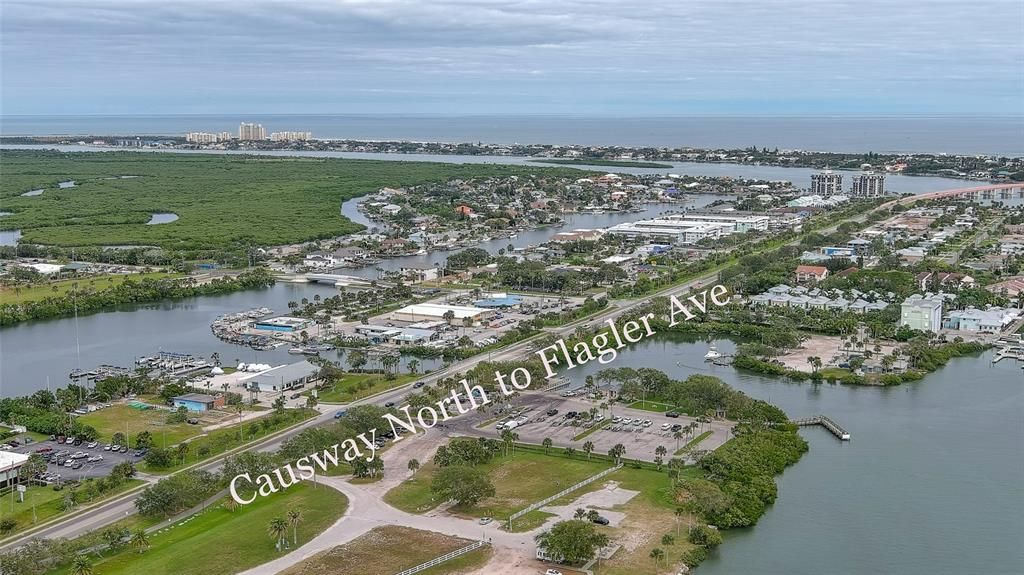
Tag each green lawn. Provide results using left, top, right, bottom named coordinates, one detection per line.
left=0, top=272, right=178, bottom=304
left=627, top=400, right=674, bottom=413
left=384, top=447, right=612, bottom=521
left=0, top=479, right=144, bottom=540
left=313, top=373, right=419, bottom=403
left=77, top=404, right=201, bottom=447
left=50, top=483, right=348, bottom=575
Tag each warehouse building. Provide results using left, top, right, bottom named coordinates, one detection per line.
left=391, top=303, right=490, bottom=325
left=171, top=393, right=225, bottom=412
left=242, top=360, right=320, bottom=393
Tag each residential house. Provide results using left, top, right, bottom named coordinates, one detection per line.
left=795, top=265, right=829, bottom=284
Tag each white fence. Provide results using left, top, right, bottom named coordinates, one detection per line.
left=507, top=463, right=623, bottom=527
left=395, top=539, right=490, bottom=575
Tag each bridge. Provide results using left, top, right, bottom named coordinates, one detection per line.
left=284, top=273, right=393, bottom=289
left=882, top=183, right=1024, bottom=210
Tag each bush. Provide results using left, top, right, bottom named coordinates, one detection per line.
left=688, top=524, right=723, bottom=547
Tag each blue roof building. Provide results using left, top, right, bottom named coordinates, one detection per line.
left=474, top=295, right=524, bottom=308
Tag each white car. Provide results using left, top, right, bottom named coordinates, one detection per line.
left=545, top=570, right=563, bottom=575
left=87, top=455, right=103, bottom=463
left=620, top=418, right=632, bottom=425
left=661, top=422, right=672, bottom=431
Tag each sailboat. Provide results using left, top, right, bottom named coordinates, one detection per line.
left=704, top=344, right=721, bottom=361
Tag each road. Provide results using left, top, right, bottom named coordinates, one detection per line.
left=1, top=206, right=868, bottom=552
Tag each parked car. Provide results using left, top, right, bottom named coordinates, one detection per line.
left=478, top=517, right=492, bottom=525
left=187, top=418, right=200, bottom=425
left=119, top=446, right=129, bottom=453
left=661, top=423, right=672, bottom=431
left=665, top=411, right=680, bottom=418
left=670, top=424, right=682, bottom=432
left=86, top=455, right=103, bottom=463
left=592, top=516, right=610, bottom=525
left=87, top=441, right=98, bottom=449
left=103, top=444, right=112, bottom=451
left=289, top=393, right=302, bottom=400
left=546, top=408, right=558, bottom=416
left=134, top=449, right=147, bottom=457
left=70, top=462, right=83, bottom=470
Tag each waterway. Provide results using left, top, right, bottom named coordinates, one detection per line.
left=337, top=194, right=721, bottom=279
left=0, top=282, right=441, bottom=398
left=565, top=335, right=1024, bottom=575
left=2, top=144, right=976, bottom=194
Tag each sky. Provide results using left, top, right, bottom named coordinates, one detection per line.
left=1, top=0, right=1022, bottom=116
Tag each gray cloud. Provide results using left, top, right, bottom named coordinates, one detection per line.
left=1, top=0, right=1021, bottom=114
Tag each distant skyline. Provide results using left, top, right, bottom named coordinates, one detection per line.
left=1, top=0, right=1022, bottom=117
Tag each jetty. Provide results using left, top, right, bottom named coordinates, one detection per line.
left=792, top=415, right=850, bottom=440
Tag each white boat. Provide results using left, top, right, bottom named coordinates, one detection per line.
left=704, top=345, right=721, bottom=360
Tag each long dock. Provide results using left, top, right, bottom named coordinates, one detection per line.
left=792, top=415, right=850, bottom=440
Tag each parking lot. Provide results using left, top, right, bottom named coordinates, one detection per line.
left=9, top=437, right=144, bottom=483
left=458, top=394, right=733, bottom=462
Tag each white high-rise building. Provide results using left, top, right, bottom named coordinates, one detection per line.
left=810, top=170, right=843, bottom=197
left=270, top=131, right=312, bottom=142
left=851, top=173, right=886, bottom=198
left=239, top=122, right=266, bottom=140
left=186, top=132, right=218, bottom=144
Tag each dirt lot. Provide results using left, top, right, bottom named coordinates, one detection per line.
left=278, top=525, right=491, bottom=575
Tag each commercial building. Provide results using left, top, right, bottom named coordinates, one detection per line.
left=900, top=294, right=945, bottom=332
left=251, top=316, right=310, bottom=332
left=0, top=452, right=29, bottom=488
left=674, top=213, right=770, bottom=233
left=943, top=308, right=1020, bottom=332
left=474, top=294, right=525, bottom=308
left=391, top=303, right=489, bottom=325
left=270, top=131, right=312, bottom=141
left=186, top=132, right=220, bottom=144
left=851, top=173, right=886, bottom=198
left=171, top=393, right=225, bottom=412
left=811, top=170, right=843, bottom=197
left=605, top=218, right=733, bottom=245
left=242, top=360, right=319, bottom=393
left=239, top=122, right=266, bottom=140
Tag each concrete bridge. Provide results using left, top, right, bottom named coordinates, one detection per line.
left=285, top=273, right=393, bottom=289
left=883, top=183, right=1024, bottom=209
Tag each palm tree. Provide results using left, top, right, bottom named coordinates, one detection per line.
left=649, top=547, right=664, bottom=566
left=224, top=498, right=239, bottom=513
left=268, top=517, right=289, bottom=551
left=131, top=528, right=150, bottom=553
left=407, top=458, right=420, bottom=476
left=286, top=508, right=304, bottom=545
left=574, top=507, right=587, bottom=519
left=407, top=359, right=420, bottom=375
left=542, top=437, right=553, bottom=454
left=582, top=440, right=594, bottom=460
left=71, top=557, right=93, bottom=575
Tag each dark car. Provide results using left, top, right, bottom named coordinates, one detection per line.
left=290, top=393, right=302, bottom=400
left=413, top=381, right=425, bottom=388
left=564, top=411, right=578, bottom=419
left=134, top=449, right=148, bottom=457
left=546, top=409, right=558, bottom=416
left=592, top=516, right=610, bottom=525
left=72, top=439, right=82, bottom=446
left=665, top=411, right=680, bottom=418
left=333, top=411, right=347, bottom=419
left=384, top=402, right=396, bottom=408
left=671, top=424, right=682, bottom=432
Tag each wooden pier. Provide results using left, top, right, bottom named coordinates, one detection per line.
left=792, top=415, right=851, bottom=440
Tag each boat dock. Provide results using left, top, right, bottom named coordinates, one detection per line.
left=793, top=415, right=851, bottom=440
left=991, top=337, right=1023, bottom=364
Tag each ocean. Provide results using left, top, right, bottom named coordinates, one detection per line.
left=2, top=115, right=1022, bottom=156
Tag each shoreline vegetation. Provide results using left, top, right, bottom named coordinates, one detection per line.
left=527, top=158, right=673, bottom=168
left=0, top=150, right=582, bottom=250
left=0, top=267, right=276, bottom=326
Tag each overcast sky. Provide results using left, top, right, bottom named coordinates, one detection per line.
left=1, top=0, right=1021, bottom=116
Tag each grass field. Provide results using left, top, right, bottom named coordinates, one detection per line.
left=384, top=448, right=612, bottom=520
left=313, top=373, right=419, bottom=403
left=139, top=408, right=317, bottom=474
left=0, top=151, right=579, bottom=249
left=279, top=525, right=491, bottom=575
left=0, top=272, right=179, bottom=304
left=627, top=400, right=675, bottom=413
left=0, top=479, right=144, bottom=538
left=77, top=404, right=201, bottom=447
left=50, top=483, right=348, bottom=575
left=674, top=431, right=712, bottom=456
